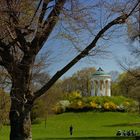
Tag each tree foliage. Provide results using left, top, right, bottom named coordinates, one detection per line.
left=62, top=67, right=96, bottom=96
left=111, top=69, right=140, bottom=98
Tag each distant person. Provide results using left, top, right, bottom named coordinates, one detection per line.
left=127, top=130, right=130, bottom=136
left=116, top=130, right=122, bottom=136
left=69, top=125, right=73, bottom=136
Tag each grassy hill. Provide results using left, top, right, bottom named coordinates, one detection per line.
left=1, top=112, right=140, bottom=140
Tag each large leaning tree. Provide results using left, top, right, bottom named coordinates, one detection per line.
left=0, top=0, right=139, bottom=140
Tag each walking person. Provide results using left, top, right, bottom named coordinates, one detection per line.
left=69, top=125, right=73, bottom=136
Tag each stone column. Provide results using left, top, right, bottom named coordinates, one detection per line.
left=91, top=80, right=95, bottom=96
left=100, top=81, right=104, bottom=96
left=105, top=80, right=108, bottom=96
left=102, top=80, right=105, bottom=96
left=107, top=80, right=111, bottom=96
left=97, top=80, right=100, bottom=96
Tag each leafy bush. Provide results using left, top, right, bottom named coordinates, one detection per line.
left=31, top=99, right=46, bottom=122
left=90, top=101, right=98, bottom=109
left=68, top=100, right=85, bottom=111
left=65, top=91, right=82, bottom=101
left=103, top=102, right=117, bottom=111
left=53, top=100, right=70, bottom=114
left=31, top=118, right=42, bottom=124
left=54, top=93, right=137, bottom=114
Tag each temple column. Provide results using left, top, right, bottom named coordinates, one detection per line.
left=100, top=81, right=102, bottom=96
left=91, top=67, right=111, bottom=97
left=97, top=80, right=100, bottom=96
left=102, top=80, right=105, bottom=96
left=107, top=80, right=111, bottom=96
left=91, top=80, right=95, bottom=96
left=105, top=80, right=108, bottom=96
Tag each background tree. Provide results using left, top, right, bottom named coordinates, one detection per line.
left=0, top=67, right=11, bottom=90
left=41, top=81, right=64, bottom=123
left=112, top=69, right=140, bottom=112
left=0, top=0, right=139, bottom=140
left=0, top=89, right=10, bottom=128
left=62, top=67, right=96, bottom=96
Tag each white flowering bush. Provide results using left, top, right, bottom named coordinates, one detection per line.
left=53, top=100, right=70, bottom=114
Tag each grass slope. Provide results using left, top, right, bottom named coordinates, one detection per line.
left=1, top=112, right=140, bottom=140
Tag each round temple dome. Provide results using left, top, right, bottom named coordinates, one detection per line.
left=92, top=67, right=111, bottom=77
left=91, top=68, right=111, bottom=96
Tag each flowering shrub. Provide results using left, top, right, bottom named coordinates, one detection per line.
left=68, top=100, right=85, bottom=110
left=116, top=104, right=125, bottom=112
left=59, top=100, right=70, bottom=107
left=69, top=91, right=82, bottom=98
left=77, top=100, right=83, bottom=107
left=53, top=100, right=70, bottom=114
left=90, top=101, right=98, bottom=109
left=103, top=102, right=117, bottom=111
left=53, top=93, right=137, bottom=114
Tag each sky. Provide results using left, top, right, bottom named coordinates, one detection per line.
left=39, top=0, right=138, bottom=78
left=42, top=34, right=132, bottom=78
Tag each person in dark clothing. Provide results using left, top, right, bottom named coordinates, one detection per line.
left=116, top=130, right=122, bottom=136
left=69, top=125, right=73, bottom=135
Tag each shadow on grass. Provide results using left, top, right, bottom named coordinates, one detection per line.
left=35, top=136, right=136, bottom=140
left=104, top=122, right=140, bottom=127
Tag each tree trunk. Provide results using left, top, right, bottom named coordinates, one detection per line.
left=9, top=73, right=33, bottom=140
left=10, top=97, right=32, bottom=140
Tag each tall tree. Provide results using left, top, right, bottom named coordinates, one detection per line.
left=62, top=67, right=96, bottom=96
left=0, top=0, right=139, bottom=140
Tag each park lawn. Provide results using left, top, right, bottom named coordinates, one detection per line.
left=0, top=112, right=140, bottom=140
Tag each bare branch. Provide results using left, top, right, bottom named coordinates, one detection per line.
left=32, top=16, right=126, bottom=99
left=127, top=0, right=140, bottom=17
left=33, top=1, right=140, bottom=100
left=28, top=0, right=44, bottom=28
left=0, top=41, right=14, bottom=71
left=31, top=0, right=66, bottom=54
left=39, top=0, right=50, bottom=24
left=28, top=0, right=53, bottom=27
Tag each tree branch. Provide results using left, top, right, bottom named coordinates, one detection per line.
left=0, top=41, right=14, bottom=71
left=32, top=15, right=125, bottom=100
left=38, top=0, right=50, bottom=24
left=33, top=0, right=140, bottom=100
left=30, top=0, right=66, bottom=54
left=27, top=0, right=53, bottom=28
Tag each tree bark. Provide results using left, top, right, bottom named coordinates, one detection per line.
left=9, top=87, right=32, bottom=140
left=9, top=65, right=33, bottom=140
left=9, top=91, right=32, bottom=140
left=10, top=106, right=32, bottom=140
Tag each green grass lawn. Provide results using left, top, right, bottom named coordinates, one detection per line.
left=1, top=112, right=140, bottom=140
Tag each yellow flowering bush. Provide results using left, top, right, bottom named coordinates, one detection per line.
left=77, top=100, right=83, bottom=107
left=67, top=91, right=82, bottom=101
left=54, top=96, right=137, bottom=114
left=103, top=102, right=110, bottom=110
left=90, top=101, right=98, bottom=109
left=71, top=91, right=81, bottom=98
left=103, top=102, right=117, bottom=110
left=73, top=100, right=84, bottom=109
